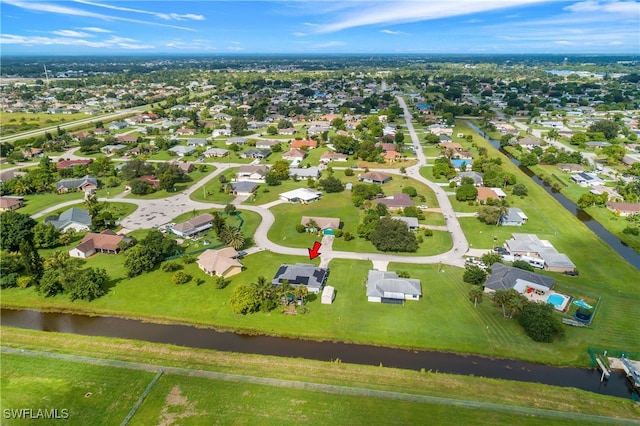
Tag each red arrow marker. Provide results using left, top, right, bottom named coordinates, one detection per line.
left=308, top=241, right=322, bottom=260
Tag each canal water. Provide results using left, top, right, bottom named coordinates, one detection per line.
left=465, top=121, right=640, bottom=270
left=2, top=308, right=637, bottom=399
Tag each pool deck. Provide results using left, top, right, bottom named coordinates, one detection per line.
left=525, top=291, right=571, bottom=312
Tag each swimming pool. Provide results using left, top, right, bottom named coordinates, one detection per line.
left=547, top=293, right=570, bottom=311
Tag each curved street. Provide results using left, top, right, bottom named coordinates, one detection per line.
left=29, top=97, right=473, bottom=268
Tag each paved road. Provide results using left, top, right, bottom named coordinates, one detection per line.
left=29, top=96, right=473, bottom=268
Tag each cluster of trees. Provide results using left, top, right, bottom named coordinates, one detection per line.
left=265, top=161, right=290, bottom=186
left=432, top=157, right=456, bottom=179
left=356, top=206, right=418, bottom=253
left=0, top=211, right=110, bottom=301
left=124, top=230, right=178, bottom=277
left=229, top=276, right=308, bottom=315
left=211, top=210, right=245, bottom=250
left=318, top=176, right=344, bottom=193
left=351, top=183, right=383, bottom=207
left=577, top=192, right=608, bottom=208
left=123, top=159, right=189, bottom=194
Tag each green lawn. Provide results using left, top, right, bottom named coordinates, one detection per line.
left=35, top=202, right=138, bottom=225
left=188, top=167, right=237, bottom=204
left=18, top=192, right=84, bottom=216
left=1, top=353, right=155, bottom=426
left=4, top=329, right=637, bottom=425
left=126, top=167, right=215, bottom=200
left=0, top=112, right=90, bottom=135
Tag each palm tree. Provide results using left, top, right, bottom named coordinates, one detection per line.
left=279, top=279, right=293, bottom=305
left=220, top=225, right=244, bottom=250
left=492, top=290, right=509, bottom=318
left=294, top=285, right=309, bottom=304
left=505, top=290, right=527, bottom=319
left=252, top=276, right=272, bottom=303
left=469, top=286, right=484, bottom=308
left=495, top=199, right=509, bottom=226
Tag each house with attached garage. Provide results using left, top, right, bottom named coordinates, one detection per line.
left=256, top=140, right=280, bottom=149
left=375, top=193, right=414, bottom=210
left=500, top=208, right=528, bottom=226
left=186, top=138, right=208, bottom=147
left=171, top=213, right=214, bottom=238
left=197, top=247, right=243, bottom=278
left=169, top=145, right=196, bottom=157
left=483, top=263, right=554, bottom=295
left=300, top=216, right=340, bottom=235
left=359, top=171, right=392, bottom=185
left=389, top=216, right=419, bottom=231
left=203, top=147, right=229, bottom=158
left=226, top=137, right=248, bottom=146
left=229, top=181, right=258, bottom=196
left=271, top=263, right=329, bottom=294
left=366, top=270, right=422, bottom=304
left=56, top=175, right=98, bottom=194
left=289, top=167, right=320, bottom=179
left=237, top=165, right=269, bottom=182
left=44, top=207, right=92, bottom=232
left=0, top=196, right=24, bottom=212
left=240, top=149, right=271, bottom=160
left=69, top=230, right=128, bottom=259
left=279, top=188, right=321, bottom=203
left=282, top=148, right=307, bottom=161
left=570, top=172, right=604, bottom=187
left=607, top=202, right=640, bottom=217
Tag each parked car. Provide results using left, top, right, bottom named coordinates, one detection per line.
left=417, top=205, right=428, bottom=210
left=494, top=246, right=508, bottom=254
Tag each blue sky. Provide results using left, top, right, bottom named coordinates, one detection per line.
left=1, top=0, right=639, bottom=55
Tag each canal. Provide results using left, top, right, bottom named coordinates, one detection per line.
left=2, top=308, right=637, bottom=399
left=465, top=120, right=640, bottom=270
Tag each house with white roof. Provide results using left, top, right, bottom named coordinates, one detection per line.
left=279, top=188, right=321, bottom=203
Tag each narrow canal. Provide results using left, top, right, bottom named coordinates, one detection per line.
left=2, top=308, right=637, bottom=399
left=465, top=120, right=640, bottom=270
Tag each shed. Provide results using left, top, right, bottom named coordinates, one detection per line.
left=321, top=286, right=335, bottom=304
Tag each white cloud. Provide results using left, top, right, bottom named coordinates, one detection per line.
left=0, top=33, right=154, bottom=49
left=310, top=41, right=346, bottom=48
left=81, top=27, right=111, bottom=33
left=227, top=46, right=245, bottom=51
left=73, top=0, right=205, bottom=21
left=380, top=29, right=408, bottom=36
left=4, top=0, right=196, bottom=31
left=292, top=32, right=307, bottom=37
left=311, top=0, right=558, bottom=33
left=51, top=30, right=91, bottom=37
left=564, top=0, right=640, bottom=14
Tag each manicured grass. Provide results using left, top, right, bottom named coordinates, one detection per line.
left=35, top=202, right=138, bottom=225
left=1, top=112, right=89, bottom=134
left=4, top=329, right=638, bottom=424
left=188, top=167, right=237, bottom=204
left=1, top=352, right=155, bottom=426
left=126, top=167, right=215, bottom=200
left=18, top=192, right=84, bottom=216
left=420, top=165, right=449, bottom=183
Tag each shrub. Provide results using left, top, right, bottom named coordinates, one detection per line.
left=295, top=224, right=306, bottom=233
left=161, top=261, right=182, bottom=272
left=344, top=168, right=354, bottom=176
left=423, top=228, right=433, bottom=237
left=513, top=260, right=534, bottom=272
left=214, top=275, right=230, bottom=289
left=623, top=227, right=639, bottom=236
left=334, top=229, right=343, bottom=238
left=182, top=255, right=196, bottom=264
left=172, top=271, right=192, bottom=285
left=518, top=302, right=564, bottom=342
left=343, top=231, right=354, bottom=241
left=402, top=186, right=417, bottom=197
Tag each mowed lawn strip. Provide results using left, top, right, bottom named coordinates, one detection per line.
left=2, top=328, right=639, bottom=423
left=1, top=352, right=155, bottom=426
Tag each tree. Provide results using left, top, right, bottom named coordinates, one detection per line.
left=476, top=206, right=500, bottom=225
left=229, top=284, right=261, bottom=315
left=214, top=275, right=230, bottom=289
left=463, top=265, right=487, bottom=285
left=588, top=119, right=620, bottom=140
left=65, top=267, right=108, bottom=301
left=265, top=172, right=281, bottom=186
left=402, top=186, right=417, bottom=197
left=569, top=133, right=587, bottom=147
left=294, top=284, right=309, bottom=304
left=512, top=260, right=535, bottom=272
left=469, top=286, right=484, bottom=308
left=119, top=159, right=155, bottom=181
left=369, top=217, right=418, bottom=252
left=512, top=183, right=528, bottom=197
left=123, top=245, right=156, bottom=277
left=455, top=184, right=478, bottom=201
left=318, top=176, right=344, bottom=193
left=220, top=225, right=245, bottom=250
left=130, top=178, right=154, bottom=195
left=332, top=134, right=359, bottom=154
left=481, top=252, right=503, bottom=267
left=0, top=211, right=36, bottom=251
left=224, top=204, right=237, bottom=215
left=172, top=271, right=192, bottom=285
left=159, top=171, right=176, bottom=192
left=33, top=222, right=60, bottom=248
left=518, top=302, right=564, bottom=342
left=230, top=117, right=247, bottom=135
left=271, top=160, right=290, bottom=181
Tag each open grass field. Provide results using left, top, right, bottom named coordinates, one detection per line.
left=0, top=112, right=89, bottom=135
left=17, top=191, right=84, bottom=216
left=2, top=329, right=639, bottom=424
left=0, top=352, right=155, bottom=426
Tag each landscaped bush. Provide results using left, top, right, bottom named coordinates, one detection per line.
left=518, top=302, right=564, bottom=342
left=463, top=265, right=487, bottom=285
left=161, top=261, right=182, bottom=272
left=214, top=276, right=229, bottom=289
left=182, top=255, right=196, bottom=264
left=334, top=229, right=343, bottom=238
left=295, top=224, right=306, bottom=233
left=344, top=168, right=354, bottom=176
left=623, top=226, right=639, bottom=236
left=423, top=228, right=433, bottom=237
left=172, top=271, right=192, bottom=285
left=343, top=231, right=354, bottom=241
left=512, top=260, right=534, bottom=272
left=402, top=186, right=417, bottom=197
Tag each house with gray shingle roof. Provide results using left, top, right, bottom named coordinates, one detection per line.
left=366, top=270, right=422, bottom=303
left=483, top=263, right=554, bottom=295
left=45, top=207, right=92, bottom=232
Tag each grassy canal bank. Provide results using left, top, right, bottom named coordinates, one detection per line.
left=2, top=328, right=639, bottom=425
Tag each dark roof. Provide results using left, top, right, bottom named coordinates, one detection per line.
left=56, top=175, right=98, bottom=191
left=44, top=207, right=92, bottom=229
left=484, top=263, right=554, bottom=292
left=271, top=263, right=329, bottom=291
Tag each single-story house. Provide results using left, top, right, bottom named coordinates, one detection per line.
left=109, top=121, right=127, bottom=131
left=171, top=213, right=214, bottom=238
left=279, top=188, right=321, bottom=203
left=300, top=216, right=340, bottom=235
left=389, top=216, right=419, bottom=231
left=101, top=144, right=127, bottom=155
left=504, top=233, right=575, bottom=273
left=169, top=145, right=196, bottom=157
left=279, top=127, right=297, bottom=135
left=607, top=202, right=640, bottom=217
left=203, top=147, right=229, bottom=158
left=438, top=142, right=463, bottom=152
left=282, top=148, right=307, bottom=161
left=375, top=193, right=414, bottom=210
left=55, top=159, right=91, bottom=170
left=230, top=181, right=258, bottom=196
left=44, top=207, right=92, bottom=232
left=513, top=136, right=541, bottom=150
left=384, top=150, right=402, bottom=163
left=256, top=140, right=280, bottom=149
left=237, top=165, right=269, bottom=181
left=557, top=163, right=585, bottom=174
left=186, top=138, right=208, bottom=147
left=240, top=149, right=271, bottom=160
left=457, top=171, right=483, bottom=186
left=291, top=140, right=317, bottom=149
left=197, top=247, right=243, bottom=278
left=56, top=175, right=98, bottom=194
left=175, top=128, right=196, bottom=136
left=226, top=137, right=248, bottom=146
left=289, top=167, right=320, bottom=179
left=359, top=171, right=392, bottom=185
left=366, top=270, right=422, bottom=303
left=271, top=263, right=329, bottom=294
left=500, top=208, right=528, bottom=227
left=476, top=187, right=500, bottom=202
left=69, top=230, right=127, bottom=259
left=320, top=152, right=348, bottom=163
left=212, top=128, right=232, bottom=138
left=571, top=172, right=604, bottom=187
left=116, top=135, right=138, bottom=144
left=483, top=263, right=554, bottom=295
left=0, top=196, right=24, bottom=212
left=0, top=170, right=26, bottom=183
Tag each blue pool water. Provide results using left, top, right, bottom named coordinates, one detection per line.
left=547, top=293, right=566, bottom=309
